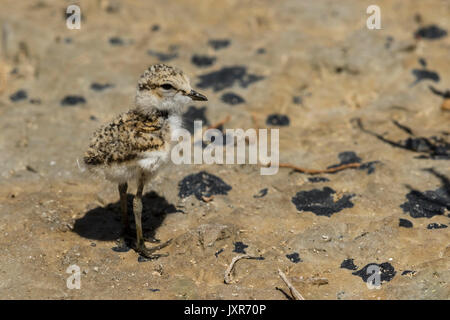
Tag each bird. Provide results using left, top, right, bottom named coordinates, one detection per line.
left=82, top=64, right=207, bottom=259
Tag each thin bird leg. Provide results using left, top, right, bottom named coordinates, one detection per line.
left=116, top=182, right=131, bottom=249
left=132, top=174, right=172, bottom=259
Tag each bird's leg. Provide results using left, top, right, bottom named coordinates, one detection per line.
left=132, top=174, right=172, bottom=259
left=116, top=182, right=131, bottom=249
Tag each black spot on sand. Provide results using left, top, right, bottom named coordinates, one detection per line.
left=340, top=258, right=358, bottom=270
left=418, top=58, right=427, bottom=67
left=221, top=92, right=245, bottom=105
left=256, top=48, right=266, bottom=54
left=427, top=223, right=448, bottom=229
left=148, top=288, right=160, bottom=292
left=196, top=66, right=264, bottom=92
left=414, top=25, right=447, bottom=40
left=412, top=69, right=440, bottom=84
left=233, top=241, right=248, bottom=254
left=352, top=262, right=396, bottom=283
left=400, top=187, right=450, bottom=218
left=399, top=218, right=413, bottom=228
left=10, top=89, right=28, bottom=102
left=61, top=95, right=86, bottom=106
left=291, top=187, right=354, bottom=217
left=109, top=37, right=124, bottom=46
left=286, top=252, right=302, bottom=263
left=253, top=188, right=268, bottom=198
left=308, top=177, right=330, bottom=183
left=266, top=114, right=290, bottom=126
left=429, top=85, right=450, bottom=99
left=182, top=106, right=209, bottom=134
left=191, top=55, right=216, bottom=68
left=147, top=50, right=178, bottom=62
left=401, top=270, right=416, bottom=276
left=327, top=151, right=379, bottom=175
left=90, top=83, right=114, bottom=91
left=30, top=98, right=41, bottom=105
left=292, top=96, right=302, bottom=105
left=208, top=39, right=230, bottom=50
left=178, top=171, right=232, bottom=200
left=111, top=243, right=130, bottom=253
left=151, top=24, right=160, bottom=32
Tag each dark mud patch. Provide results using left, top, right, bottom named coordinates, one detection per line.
left=61, top=95, right=86, bottom=106
left=191, top=55, right=216, bottom=67
left=327, top=151, right=379, bottom=175
left=399, top=218, right=413, bottom=228
left=221, top=92, right=245, bottom=105
left=196, top=66, right=264, bottom=92
left=414, top=25, right=447, bottom=40
left=178, top=171, right=232, bottom=200
left=147, top=49, right=178, bottom=62
left=400, top=186, right=450, bottom=218
left=266, top=114, right=290, bottom=126
left=308, top=177, right=330, bottom=183
left=253, top=188, right=268, bottom=198
left=90, top=83, right=114, bottom=91
left=233, top=241, right=248, bottom=254
left=291, top=187, right=354, bottom=217
left=340, top=258, right=358, bottom=270
left=208, top=39, right=230, bottom=50
left=286, top=252, right=302, bottom=263
left=412, top=69, right=440, bottom=85
left=352, top=262, right=396, bottom=283
left=427, top=223, right=447, bottom=229
left=9, top=89, right=28, bottom=102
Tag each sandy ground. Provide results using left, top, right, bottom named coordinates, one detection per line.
left=0, top=0, right=449, bottom=299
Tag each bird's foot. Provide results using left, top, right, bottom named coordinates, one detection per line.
left=143, top=236, right=161, bottom=244
left=133, top=238, right=172, bottom=260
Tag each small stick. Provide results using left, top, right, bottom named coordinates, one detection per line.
left=274, top=162, right=361, bottom=175
left=224, top=254, right=263, bottom=284
left=208, top=115, right=231, bottom=130
left=278, top=269, right=305, bottom=300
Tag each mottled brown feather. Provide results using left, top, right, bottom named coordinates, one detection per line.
left=83, top=109, right=170, bottom=166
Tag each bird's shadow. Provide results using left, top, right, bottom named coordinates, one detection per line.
left=73, top=191, right=178, bottom=242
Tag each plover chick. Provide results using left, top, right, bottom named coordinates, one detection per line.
left=83, top=64, right=207, bottom=259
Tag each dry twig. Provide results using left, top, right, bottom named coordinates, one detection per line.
left=273, top=162, right=361, bottom=175
left=224, top=254, right=262, bottom=284
left=278, top=269, right=305, bottom=300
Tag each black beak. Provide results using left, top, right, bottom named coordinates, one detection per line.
left=187, top=89, right=208, bottom=101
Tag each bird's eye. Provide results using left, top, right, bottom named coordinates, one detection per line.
left=161, top=83, right=174, bottom=90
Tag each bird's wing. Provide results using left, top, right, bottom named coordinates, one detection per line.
left=83, top=110, right=167, bottom=166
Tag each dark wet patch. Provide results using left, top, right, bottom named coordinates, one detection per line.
left=151, top=24, right=160, bottom=32
left=233, top=241, right=248, bottom=254
left=427, top=223, right=448, bottom=229
left=182, top=106, right=209, bottom=134
left=196, top=66, right=264, bottom=92
left=291, top=187, right=354, bottom=217
left=256, top=48, right=266, bottom=54
left=208, top=39, right=230, bottom=50
left=401, top=186, right=450, bottom=218
left=352, top=262, right=396, bottom=283
left=215, top=248, right=224, bottom=258
left=253, top=188, right=268, bottom=198
left=61, top=95, right=86, bottom=106
left=191, top=54, right=216, bottom=68
left=148, top=288, right=160, bottom=292
left=10, top=89, right=28, bottom=102
left=109, top=37, right=124, bottom=46
left=401, top=270, right=416, bottom=276
left=266, top=114, right=290, bottom=126
left=90, top=83, right=114, bottom=91
left=355, top=118, right=450, bottom=160
left=286, top=252, right=302, bottom=263
left=414, top=25, right=447, bottom=40
left=412, top=69, right=440, bottom=84
left=399, top=218, right=413, bottom=228
left=308, top=177, right=330, bottom=183
left=221, top=92, right=245, bottom=105
left=90, top=115, right=98, bottom=121
left=429, top=85, right=450, bottom=99
left=327, top=151, right=379, bottom=175
left=418, top=58, right=427, bottom=68
left=111, top=243, right=130, bottom=253
left=178, top=171, right=232, bottom=200
left=292, top=96, right=302, bottom=105
left=30, top=98, right=41, bottom=105
left=147, top=49, right=178, bottom=62
left=340, top=258, right=358, bottom=270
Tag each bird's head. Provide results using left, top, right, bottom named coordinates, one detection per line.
left=135, top=64, right=207, bottom=113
